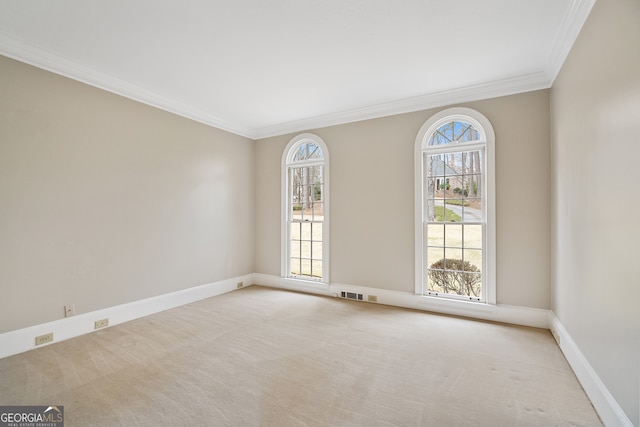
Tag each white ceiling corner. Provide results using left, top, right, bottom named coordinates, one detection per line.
left=0, top=31, right=256, bottom=138
left=544, top=0, right=596, bottom=84
left=0, top=0, right=595, bottom=140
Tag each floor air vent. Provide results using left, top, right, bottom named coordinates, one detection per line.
left=340, top=291, right=364, bottom=301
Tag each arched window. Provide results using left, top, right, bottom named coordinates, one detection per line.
left=415, top=108, right=495, bottom=303
left=282, top=133, right=329, bottom=282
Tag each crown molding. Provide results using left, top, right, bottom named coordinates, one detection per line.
left=545, top=0, right=596, bottom=83
left=0, top=32, right=258, bottom=139
left=1, top=0, right=593, bottom=141
left=253, top=72, right=551, bottom=139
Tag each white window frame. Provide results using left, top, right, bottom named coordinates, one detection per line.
left=414, top=107, right=496, bottom=304
left=281, top=133, right=330, bottom=283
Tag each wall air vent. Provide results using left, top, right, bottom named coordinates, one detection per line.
left=340, top=291, right=364, bottom=301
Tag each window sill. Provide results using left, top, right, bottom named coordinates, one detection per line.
left=415, top=294, right=497, bottom=317
left=279, top=277, right=331, bottom=294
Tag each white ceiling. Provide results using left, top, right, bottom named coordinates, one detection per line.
left=0, top=0, right=594, bottom=139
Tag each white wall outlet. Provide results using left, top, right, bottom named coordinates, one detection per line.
left=236, top=281, right=244, bottom=289
left=95, top=318, right=109, bottom=329
left=367, top=295, right=378, bottom=303
left=64, top=304, right=75, bottom=317
left=35, top=333, right=53, bottom=346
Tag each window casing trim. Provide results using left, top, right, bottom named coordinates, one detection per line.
left=281, top=133, right=330, bottom=283
left=414, top=107, right=496, bottom=304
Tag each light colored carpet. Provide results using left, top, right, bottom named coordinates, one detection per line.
left=0, top=286, right=601, bottom=426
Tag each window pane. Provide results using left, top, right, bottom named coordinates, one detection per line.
left=290, top=258, right=301, bottom=276
left=427, top=154, right=451, bottom=181
left=444, top=224, right=463, bottom=248
left=313, top=183, right=323, bottom=201
left=450, top=152, right=464, bottom=175
left=444, top=249, right=463, bottom=269
left=300, top=259, right=312, bottom=276
left=292, top=205, right=303, bottom=220
left=312, top=202, right=324, bottom=220
left=428, top=121, right=481, bottom=146
left=426, top=176, right=437, bottom=200
left=290, top=223, right=301, bottom=240
left=424, top=155, right=445, bottom=207
left=444, top=198, right=466, bottom=212
left=467, top=174, right=482, bottom=197
left=427, top=224, right=444, bottom=247
left=311, top=222, right=322, bottom=240
left=426, top=270, right=446, bottom=294
left=301, top=241, right=311, bottom=259
left=463, top=225, right=482, bottom=249
left=463, top=273, right=482, bottom=298
left=290, top=239, right=301, bottom=258
left=300, top=222, right=311, bottom=238
left=427, top=247, right=444, bottom=268
left=462, top=199, right=482, bottom=222
left=293, top=142, right=324, bottom=162
left=312, top=260, right=322, bottom=279
left=463, top=249, right=483, bottom=272
left=312, top=241, right=323, bottom=260
left=434, top=205, right=460, bottom=222
left=425, top=199, right=436, bottom=221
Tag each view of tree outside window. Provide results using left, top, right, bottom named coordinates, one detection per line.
left=424, top=121, right=485, bottom=300
left=287, top=142, right=325, bottom=280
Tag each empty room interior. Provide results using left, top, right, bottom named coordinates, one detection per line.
left=0, top=0, right=638, bottom=426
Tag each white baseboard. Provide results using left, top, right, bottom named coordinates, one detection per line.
left=0, top=274, right=253, bottom=359
left=549, top=313, right=633, bottom=427
left=252, top=273, right=549, bottom=329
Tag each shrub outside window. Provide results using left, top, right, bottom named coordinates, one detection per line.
left=415, top=108, right=495, bottom=303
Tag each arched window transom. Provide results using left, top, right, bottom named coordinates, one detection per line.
left=428, top=120, right=482, bottom=146
left=290, top=142, right=324, bottom=162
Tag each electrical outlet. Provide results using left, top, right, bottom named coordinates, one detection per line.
left=236, top=281, right=244, bottom=289
left=35, top=333, right=53, bottom=346
left=367, top=295, right=378, bottom=303
left=64, top=304, right=75, bottom=317
left=94, top=318, right=109, bottom=329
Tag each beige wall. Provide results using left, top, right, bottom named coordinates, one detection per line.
left=256, top=90, right=551, bottom=309
left=551, top=0, right=640, bottom=424
left=0, top=56, right=255, bottom=333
